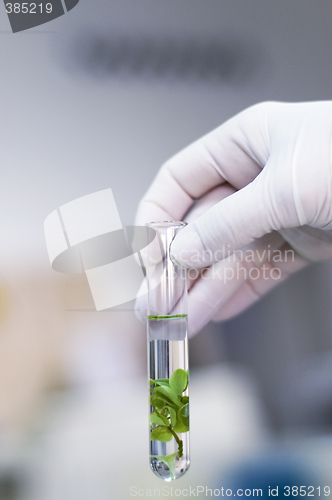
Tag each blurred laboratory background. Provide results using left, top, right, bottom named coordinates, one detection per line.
left=0, top=1, right=332, bottom=498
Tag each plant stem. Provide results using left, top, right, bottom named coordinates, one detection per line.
left=168, top=426, right=183, bottom=457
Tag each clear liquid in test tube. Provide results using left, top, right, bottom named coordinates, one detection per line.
left=146, top=221, right=190, bottom=481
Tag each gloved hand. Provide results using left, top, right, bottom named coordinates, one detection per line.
left=135, top=101, right=332, bottom=336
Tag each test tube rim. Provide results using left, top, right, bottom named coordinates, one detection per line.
left=145, top=221, right=187, bottom=230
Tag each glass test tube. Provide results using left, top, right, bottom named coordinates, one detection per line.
left=147, top=221, right=190, bottom=481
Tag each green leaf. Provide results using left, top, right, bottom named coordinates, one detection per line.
left=173, top=404, right=189, bottom=433
left=173, top=420, right=189, bottom=433
left=150, top=412, right=169, bottom=427
left=169, top=369, right=188, bottom=395
left=154, top=385, right=182, bottom=407
left=154, top=378, right=169, bottom=385
left=150, top=427, right=173, bottom=442
left=155, top=381, right=170, bottom=387
left=166, top=407, right=177, bottom=427
left=150, top=378, right=170, bottom=387
left=151, top=452, right=178, bottom=480
left=180, top=403, right=189, bottom=419
left=180, top=396, right=189, bottom=406
left=151, top=396, right=165, bottom=411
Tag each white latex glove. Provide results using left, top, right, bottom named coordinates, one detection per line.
left=135, top=101, right=332, bottom=336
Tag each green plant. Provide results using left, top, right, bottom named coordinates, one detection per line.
left=149, top=368, right=189, bottom=479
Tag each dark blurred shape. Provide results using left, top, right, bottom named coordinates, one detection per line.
left=69, top=33, right=264, bottom=85
left=221, top=452, right=316, bottom=500
left=0, top=468, right=21, bottom=500
left=297, top=351, right=332, bottom=429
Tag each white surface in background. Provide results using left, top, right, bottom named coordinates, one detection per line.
left=62, top=312, right=144, bottom=387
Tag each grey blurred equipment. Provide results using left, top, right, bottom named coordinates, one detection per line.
left=64, top=32, right=265, bottom=85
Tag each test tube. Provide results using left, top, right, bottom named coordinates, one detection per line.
left=146, top=221, right=190, bottom=481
